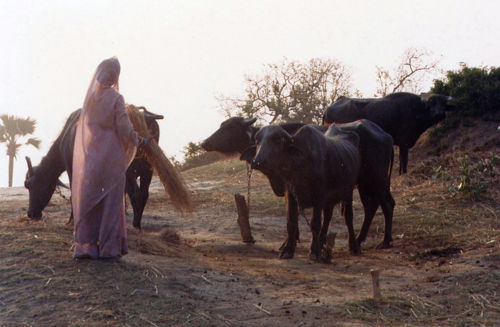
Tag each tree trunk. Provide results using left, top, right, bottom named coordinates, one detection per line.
left=8, top=154, right=14, bottom=187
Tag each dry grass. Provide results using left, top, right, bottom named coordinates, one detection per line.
left=0, top=213, right=202, bottom=327
left=126, top=105, right=192, bottom=213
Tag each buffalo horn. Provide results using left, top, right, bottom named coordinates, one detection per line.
left=139, top=107, right=164, bottom=120
left=57, top=179, right=69, bottom=189
left=244, top=117, right=257, bottom=126
left=25, top=156, right=34, bottom=176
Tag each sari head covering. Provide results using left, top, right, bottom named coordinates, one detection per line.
left=83, top=57, right=121, bottom=109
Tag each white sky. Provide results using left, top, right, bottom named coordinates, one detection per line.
left=1, top=0, right=499, bottom=187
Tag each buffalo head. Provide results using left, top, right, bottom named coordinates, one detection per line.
left=202, top=117, right=257, bottom=154
left=424, top=94, right=454, bottom=122
left=24, top=156, right=64, bottom=219
left=244, top=125, right=305, bottom=176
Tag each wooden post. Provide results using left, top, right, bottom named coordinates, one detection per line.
left=321, top=232, right=337, bottom=263
left=234, top=193, right=255, bottom=243
left=370, top=269, right=382, bottom=299
left=325, top=232, right=337, bottom=251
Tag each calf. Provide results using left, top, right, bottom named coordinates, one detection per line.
left=247, top=125, right=360, bottom=260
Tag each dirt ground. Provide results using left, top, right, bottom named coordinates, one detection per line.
left=1, top=121, right=499, bottom=326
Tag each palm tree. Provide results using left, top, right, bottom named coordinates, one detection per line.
left=0, top=115, right=41, bottom=187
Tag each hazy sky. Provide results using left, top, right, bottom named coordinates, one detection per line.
left=1, top=0, right=499, bottom=187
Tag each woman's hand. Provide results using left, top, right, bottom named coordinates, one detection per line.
left=138, top=136, right=151, bottom=148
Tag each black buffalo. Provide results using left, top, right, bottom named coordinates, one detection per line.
left=203, top=117, right=395, bottom=257
left=24, top=107, right=163, bottom=229
left=323, top=92, right=453, bottom=174
left=247, top=125, right=360, bottom=260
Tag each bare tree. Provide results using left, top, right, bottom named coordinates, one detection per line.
left=217, top=58, right=355, bottom=124
left=375, top=48, right=440, bottom=97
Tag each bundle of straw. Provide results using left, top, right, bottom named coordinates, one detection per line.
left=126, top=105, right=192, bottom=213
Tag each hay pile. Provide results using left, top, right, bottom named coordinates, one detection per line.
left=127, top=226, right=182, bottom=257
left=126, top=105, right=192, bottom=213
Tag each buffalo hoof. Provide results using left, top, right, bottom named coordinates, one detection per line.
left=320, top=254, right=332, bottom=264
left=349, top=241, right=362, bottom=256
left=27, top=211, right=42, bottom=220
left=319, top=248, right=333, bottom=264
left=376, top=241, right=393, bottom=249
left=278, top=240, right=287, bottom=251
left=279, top=249, right=294, bottom=259
left=309, top=252, right=319, bottom=261
left=355, top=236, right=366, bottom=245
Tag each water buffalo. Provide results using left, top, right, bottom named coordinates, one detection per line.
left=322, top=92, right=453, bottom=174
left=203, top=117, right=395, bottom=257
left=249, top=125, right=360, bottom=260
left=24, top=106, right=163, bottom=229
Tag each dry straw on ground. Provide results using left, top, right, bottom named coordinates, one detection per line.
left=126, top=105, right=192, bottom=213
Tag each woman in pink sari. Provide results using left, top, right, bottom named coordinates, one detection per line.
left=72, top=57, right=146, bottom=260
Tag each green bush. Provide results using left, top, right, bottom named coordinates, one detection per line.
left=431, top=64, right=500, bottom=120
left=181, top=151, right=223, bottom=171
left=181, top=141, right=224, bottom=170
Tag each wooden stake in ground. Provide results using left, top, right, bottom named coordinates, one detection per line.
left=234, top=193, right=255, bottom=243
left=370, top=269, right=382, bottom=299
left=321, top=232, right=337, bottom=263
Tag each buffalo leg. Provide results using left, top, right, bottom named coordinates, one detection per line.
left=399, top=146, right=408, bottom=175
left=356, top=188, right=379, bottom=245
left=319, top=204, right=334, bottom=249
left=67, top=177, right=74, bottom=225
left=280, top=189, right=298, bottom=259
left=309, top=205, right=323, bottom=261
left=135, top=168, right=153, bottom=228
left=279, top=225, right=300, bottom=251
left=377, top=190, right=395, bottom=249
left=342, top=198, right=360, bottom=255
left=319, top=204, right=334, bottom=262
left=67, top=208, right=74, bottom=225
left=125, top=171, right=142, bottom=229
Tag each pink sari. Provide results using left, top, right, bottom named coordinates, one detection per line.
left=72, top=58, right=137, bottom=259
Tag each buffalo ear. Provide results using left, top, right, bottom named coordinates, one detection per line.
left=243, top=117, right=257, bottom=127
left=445, top=96, right=456, bottom=111
left=240, top=145, right=257, bottom=163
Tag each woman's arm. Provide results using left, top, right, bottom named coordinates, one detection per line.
left=115, top=94, right=139, bottom=147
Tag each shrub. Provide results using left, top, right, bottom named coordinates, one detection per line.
left=432, top=153, right=499, bottom=201
left=431, top=64, right=500, bottom=120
